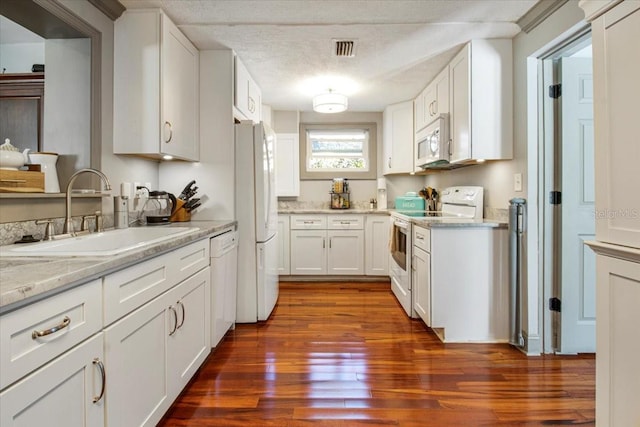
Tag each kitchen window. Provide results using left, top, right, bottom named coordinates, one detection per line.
left=300, top=123, right=377, bottom=180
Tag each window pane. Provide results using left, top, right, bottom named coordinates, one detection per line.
left=307, top=129, right=369, bottom=171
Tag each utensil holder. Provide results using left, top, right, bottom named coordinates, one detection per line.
left=170, top=199, right=191, bottom=222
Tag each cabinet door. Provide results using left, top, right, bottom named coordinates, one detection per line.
left=327, top=230, right=364, bottom=275
left=104, top=292, right=172, bottom=427
left=593, top=4, right=640, bottom=247
left=433, top=66, right=450, bottom=117
left=290, top=230, right=326, bottom=274
left=162, top=13, right=199, bottom=160
left=449, top=44, right=471, bottom=163
left=413, top=246, right=431, bottom=326
left=365, top=216, right=389, bottom=276
left=383, top=101, right=414, bottom=175
left=275, top=133, right=300, bottom=197
left=0, top=333, right=104, bottom=427
left=234, top=57, right=251, bottom=119
left=247, top=75, right=262, bottom=123
left=277, top=215, right=290, bottom=275
left=167, top=268, right=211, bottom=400
left=414, top=88, right=429, bottom=132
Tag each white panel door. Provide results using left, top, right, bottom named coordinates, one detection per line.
left=365, top=216, right=389, bottom=276
left=290, top=230, right=327, bottom=275
left=559, top=57, right=596, bottom=353
left=275, top=133, right=300, bottom=197
left=0, top=334, right=104, bottom=427
left=277, top=215, right=290, bottom=275
left=327, top=230, right=364, bottom=275
left=412, top=246, right=431, bottom=326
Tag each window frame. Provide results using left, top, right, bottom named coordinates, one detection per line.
left=299, top=122, right=377, bottom=180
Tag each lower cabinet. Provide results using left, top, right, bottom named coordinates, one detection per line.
left=412, top=225, right=431, bottom=326
left=277, top=215, right=290, bottom=275
left=365, top=215, right=389, bottom=276
left=0, top=333, right=105, bottom=427
left=290, top=215, right=364, bottom=275
left=104, top=267, right=210, bottom=427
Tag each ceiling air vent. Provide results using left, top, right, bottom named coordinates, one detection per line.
left=333, top=39, right=356, bottom=57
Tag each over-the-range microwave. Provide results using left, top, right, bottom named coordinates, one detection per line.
left=416, top=114, right=449, bottom=168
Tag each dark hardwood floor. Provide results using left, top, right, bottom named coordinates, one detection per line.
left=159, top=282, right=595, bottom=426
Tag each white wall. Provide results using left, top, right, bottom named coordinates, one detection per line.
left=0, top=43, right=44, bottom=72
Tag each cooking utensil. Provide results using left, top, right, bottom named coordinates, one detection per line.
left=184, top=197, right=200, bottom=210
left=186, top=202, right=201, bottom=212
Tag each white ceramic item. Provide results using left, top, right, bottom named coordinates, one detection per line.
left=29, top=152, right=60, bottom=193
left=0, top=139, right=31, bottom=170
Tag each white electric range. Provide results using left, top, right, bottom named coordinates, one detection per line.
left=389, top=186, right=484, bottom=318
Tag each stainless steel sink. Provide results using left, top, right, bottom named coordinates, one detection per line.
left=0, top=226, right=200, bottom=257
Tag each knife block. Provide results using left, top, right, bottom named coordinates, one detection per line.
left=170, top=199, right=191, bottom=222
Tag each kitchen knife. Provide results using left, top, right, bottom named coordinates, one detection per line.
left=184, top=186, right=198, bottom=201
left=179, top=180, right=196, bottom=200
left=186, top=202, right=201, bottom=212
left=184, top=198, right=200, bottom=210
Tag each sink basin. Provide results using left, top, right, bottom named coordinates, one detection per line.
left=1, top=226, right=200, bottom=257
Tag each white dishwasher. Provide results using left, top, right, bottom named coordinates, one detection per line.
left=210, top=227, right=238, bottom=348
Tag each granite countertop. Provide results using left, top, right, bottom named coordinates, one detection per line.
left=278, top=209, right=390, bottom=215
left=0, top=220, right=236, bottom=313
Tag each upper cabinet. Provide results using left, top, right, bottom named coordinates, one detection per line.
left=275, top=133, right=300, bottom=197
left=383, top=100, right=414, bottom=175
left=449, top=40, right=513, bottom=163
left=415, top=65, right=449, bottom=133
left=234, top=56, right=262, bottom=123
left=114, top=9, right=199, bottom=161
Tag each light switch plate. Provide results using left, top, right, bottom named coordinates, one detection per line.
left=514, top=173, right=523, bottom=192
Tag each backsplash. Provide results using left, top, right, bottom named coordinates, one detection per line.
left=0, top=215, right=115, bottom=246
left=278, top=199, right=375, bottom=211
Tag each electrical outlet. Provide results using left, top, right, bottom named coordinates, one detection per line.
left=514, top=173, right=523, bottom=192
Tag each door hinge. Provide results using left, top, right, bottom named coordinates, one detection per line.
left=549, top=297, right=561, bottom=312
left=549, top=191, right=562, bottom=205
left=549, top=84, right=562, bottom=99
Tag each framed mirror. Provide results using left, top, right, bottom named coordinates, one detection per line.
left=0, top=0, right=101, bottom=192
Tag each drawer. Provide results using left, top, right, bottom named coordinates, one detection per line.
left=290, top=215, right=327, bottom=230
left=413, top=226, right=430, bottom=252
left=103, top=239, right=209, bottom=325
left=0, top=279, right=102, bottom=390
left=327, top=215, right=364, bottom=230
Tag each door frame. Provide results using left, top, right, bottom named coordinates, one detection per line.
left=538, top=30, right=593, bottom=353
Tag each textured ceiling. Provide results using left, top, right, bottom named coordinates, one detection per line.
left=121, top=0, right=539, bottom=112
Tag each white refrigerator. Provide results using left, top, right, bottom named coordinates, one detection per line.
left=235, top=121, right=279, bottom=322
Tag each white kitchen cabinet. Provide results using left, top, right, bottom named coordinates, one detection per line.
left=290, top=215, right=364, bottom=275
left=0, top=333, right=104, bottom=427
left=277, top=215, right=290, bottom=275
left=167, top=268, right=211, bottom=400
left=383, top=101, right=414, bottom=175
left=412, top=226, right=431, bottom=326
left=104, top=267, right=211, bottom=427
left=365, top=215, right=389, bottom=276
left=275, top=133, right=300, bottom=197
left=415, top=65, right=449, bottom=133
left=290, top=230, right=327, bottom=274
left=449, top=40, right=512, bottom=164
left=589, top=1, right=640, bottom=248
left=235, top=56, right=262, bottom=123
left=114, top=9, right=199, bottom=161
left=327, top=230, right=365, bottom=275
left=427, top=226, right=508, bottom=342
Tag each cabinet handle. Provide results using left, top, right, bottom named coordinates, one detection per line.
left=448, top=139, right=452, bottom=156
left=164, top=121, right=173, bottom=143
left=303, top=220, right=314, bottom=224
left=248, top=96, right=255, bottom=113
left=329, top=238, right=332, bottom=249
left=176, top=301, right=186, bottom=329
left=433, top=100, right=437, bottom=115
left=323, top=238, right=325, bottom=249
left=32, top=316, right=71, bottom=339
left=92, top=358, right=106, bottom=403
left=388, top=157, right=392, bottom=168
left=168, top=306, right=178, bottom=336
left=340, top=221, right=350, bottom=225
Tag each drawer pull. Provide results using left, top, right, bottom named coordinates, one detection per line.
left=168, top=306, right=178, bottom=336
left=176, top=301, right=186, bottom=329
left=32, top=316, right=71, bottom=339
left=92, top=358, right=106, bottom=403
left=340, top=221, right=351, bottom=225
left=303, top=221, right=314, bottom=224
left=416, top=235, right=424, bottom=240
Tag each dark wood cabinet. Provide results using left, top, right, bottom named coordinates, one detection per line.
left=0, top=72, right=44, bottom=152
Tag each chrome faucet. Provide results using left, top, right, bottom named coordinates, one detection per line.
left=64, top=168, right=112, bottom=234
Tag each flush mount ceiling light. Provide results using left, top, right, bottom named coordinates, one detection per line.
left=313, top=89, right=348, bottom=114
